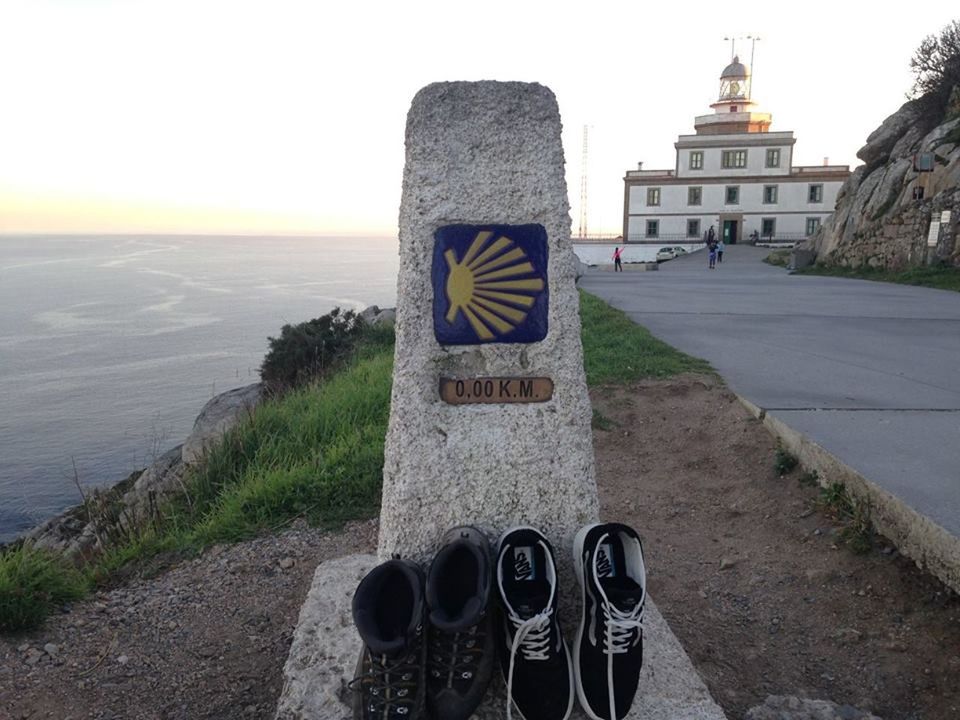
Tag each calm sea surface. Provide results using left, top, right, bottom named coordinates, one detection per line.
left=0, top=235, right=671, bottom=542
left=0, top=235, right=400, bottom=542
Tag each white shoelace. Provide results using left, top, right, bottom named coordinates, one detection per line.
left=592, top=532, right=645, bottom=719
left=505, top=610, right=553, bottom=720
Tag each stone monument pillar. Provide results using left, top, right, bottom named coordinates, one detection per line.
left=379, top=81, right=599, bottom=563
left=274, top=81, right=728, bottom=720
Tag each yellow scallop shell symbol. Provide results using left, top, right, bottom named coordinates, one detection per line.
left=444, top=231, right=545, bottom=341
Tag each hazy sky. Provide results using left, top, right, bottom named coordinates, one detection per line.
left=1, top=1, right=957, bottom=236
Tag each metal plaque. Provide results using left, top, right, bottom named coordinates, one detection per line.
left=439, top=376, right=554, bottom=404
left=928, top=221, right=941, bottom=247
left=432, top=224, right=549, bottom=345
left=942, top=211, right=952, bottom=224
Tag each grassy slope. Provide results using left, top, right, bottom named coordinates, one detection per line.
left=1, top=292, right=708, bottom=631
left=797, top=264, right=960, bottom=293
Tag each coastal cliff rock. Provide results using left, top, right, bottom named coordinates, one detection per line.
left=22, top=383, right=262, bottom=558
left=804, top=96, right=960, bottom=269
left=182, top=383, right=262, bottom=465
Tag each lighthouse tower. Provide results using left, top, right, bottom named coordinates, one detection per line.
left=694, top=56, right=772, bottom=135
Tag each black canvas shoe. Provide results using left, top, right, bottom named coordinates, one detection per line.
left=424, top=525, right=496, bottom=720
left=349, top=559, right=427, bottom=719
left=496, top=527, right=574, bottom=720
left=573, top=523, right=647, bottom=720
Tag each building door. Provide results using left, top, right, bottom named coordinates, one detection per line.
left=723, top=219, right=738, bottom=245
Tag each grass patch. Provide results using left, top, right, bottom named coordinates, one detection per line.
left=763, top=249, right=791, bottom=268
left=579, top=290, right=711, bottom=385
left=774, top=443, right=799, bottom=476
left=818, top=481, right=874, bottom=554
left=0, top=546, right=88, bottom=632
left=798, top=469, right=821, bottom=488
left=797, top=263, right=960, bottom=293
left=155, top=330, right=395, bottom=548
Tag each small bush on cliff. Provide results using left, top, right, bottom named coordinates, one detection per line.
left=910, top=19, right=960, bottom=119
left=260, top=308, right=369, bottom=391
left=0, top=545, right=88, bottom=631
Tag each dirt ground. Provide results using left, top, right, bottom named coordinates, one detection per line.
left=2, top=375, right=959, bottom=719
left=592, top=375, right=960, bottom=720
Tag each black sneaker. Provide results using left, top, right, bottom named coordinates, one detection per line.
left=424, top=525, right=496, bottom=720
left=573, top=523, right=647, bottom=720
left=495, top=527, right=574, bottom=720
left=349, top=559, right=427, bottom=719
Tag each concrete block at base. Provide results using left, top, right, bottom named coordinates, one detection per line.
left=275, top=554, right=727, bottom=720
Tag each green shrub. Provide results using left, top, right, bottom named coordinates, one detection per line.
left=0, top=546, right=88, bottom=632
left=260, top=308, right=369, bottom=391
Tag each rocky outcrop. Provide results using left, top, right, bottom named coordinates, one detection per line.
left=182, top=384, right=262, bottom=465
left=357, top=305, right=397, bottom=328
left=21, top=383, right=262, bottom=559
left=805, top=96, right=960, bottom=269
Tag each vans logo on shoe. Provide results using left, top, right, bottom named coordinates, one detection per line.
left=597, top=544, right=615, bottom=578
left=513, top=547, right=535, bottom=581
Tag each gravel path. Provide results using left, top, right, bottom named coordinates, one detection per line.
left=0, top=520, right=376, bottom=720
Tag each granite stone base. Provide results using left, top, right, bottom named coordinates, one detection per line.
left=275, top=554, right=727, bottom=720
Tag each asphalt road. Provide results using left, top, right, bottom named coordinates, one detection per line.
left=580, top=246, right=960, bottom=537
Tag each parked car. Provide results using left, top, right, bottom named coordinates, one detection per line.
left=656, top=247, right=676, bottom=262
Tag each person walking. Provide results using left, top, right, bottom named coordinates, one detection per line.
left=717, top=239, right=725, bottom=264
left=612, top=246, right=623, bottom=272
left=706, top=225, right=716, bottom=246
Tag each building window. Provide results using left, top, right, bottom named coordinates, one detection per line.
left=761, top=217, right=776, bottom=238
left=725, top=185, right=740, bottom=204
left=766, top=149, right=781, bottom=167
left=647, top=187, right=661, bottom=206
left=687, top=219, right=701, bottom=238
left=806, top=217, right=822, bottom=236
left=689, top=151, right=703, bottom=170
left=688, top=186, right=702, bottom=205
left=763, top=185, right=779, bottom=204
left=808, top=184, right=824, bottom=203
left=646, top=220, right=659, bottom=237
left=721, top=150, right=748, bottom=169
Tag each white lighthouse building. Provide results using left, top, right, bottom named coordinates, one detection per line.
left=623, top=55, right=850, bottom=244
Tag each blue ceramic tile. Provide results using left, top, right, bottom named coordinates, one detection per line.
left=432, top=224, right=549, bottom=345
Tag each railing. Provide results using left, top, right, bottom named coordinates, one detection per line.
left=624, top=169, right=675, bottom=178
left=572, top=233, right=625, bottom=242
left=793, top=165, right=850, bottom=174
left=625, top=234, right=708, bottom=243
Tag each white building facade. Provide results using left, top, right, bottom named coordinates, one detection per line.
left=623, top=56, right=850, bottom=245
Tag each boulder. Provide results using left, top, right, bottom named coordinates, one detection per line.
left=745, top=695, right=882, bottom=720
left=856, top=99, right=923, bottom=166
left=358, top=305, right=380, bottom=324
left=182, top=383, right=262, bottom=465
left=371, top=308, right=396, bottom=327
left=121, top=445, right=186, bottom=530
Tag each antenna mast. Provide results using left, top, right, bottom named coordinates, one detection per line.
left=578, top=125, right=589, bottom=240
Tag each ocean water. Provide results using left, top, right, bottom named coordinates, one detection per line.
left=0, top=235, right=399, bottom=542
left=0, top=235, right=671, bottom=542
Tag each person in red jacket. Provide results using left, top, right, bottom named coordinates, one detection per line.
left=612, top=246, right=623, bottom=272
